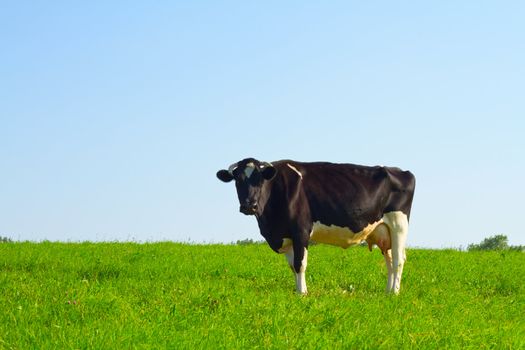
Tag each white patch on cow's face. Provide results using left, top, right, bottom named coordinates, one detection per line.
left=244, top=162, right=255, bottom=178
left=286, top=163, right=303, bottom=179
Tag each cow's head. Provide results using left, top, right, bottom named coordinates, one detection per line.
left=217, top=158, right=277, bottom=215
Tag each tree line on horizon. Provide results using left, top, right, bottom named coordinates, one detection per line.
left=1, top=234, right=523, bottom=251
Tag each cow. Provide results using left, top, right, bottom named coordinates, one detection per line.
left=217, top=158, right=416, bottom=295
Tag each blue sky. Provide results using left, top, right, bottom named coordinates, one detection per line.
left=1, top=1, right=524, bottom=248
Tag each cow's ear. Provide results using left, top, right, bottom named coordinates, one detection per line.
left=216, top=170, right=234, bottom=183
left=262, top=166, right=277, bottom=180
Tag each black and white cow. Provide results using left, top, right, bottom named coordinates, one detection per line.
left=217, top=158, right=415, bottom=294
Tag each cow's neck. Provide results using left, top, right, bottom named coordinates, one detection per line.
left=255, top=178, right=286, bottom=232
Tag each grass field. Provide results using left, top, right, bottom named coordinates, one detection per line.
left=0, top=242, right=523, bottom=349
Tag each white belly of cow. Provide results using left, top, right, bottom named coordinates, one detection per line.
left=310, top=220, right=384, bottom=249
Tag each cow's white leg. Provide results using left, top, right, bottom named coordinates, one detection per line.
left=384, top=211, right=409, bottom=294
left=383, top=249, right=394, bottom=293
left=284, top=247, right=308, bottom=294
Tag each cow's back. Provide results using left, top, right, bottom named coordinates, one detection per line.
left=279, top=161, right=414, bottom=232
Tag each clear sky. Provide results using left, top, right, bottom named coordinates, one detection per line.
left=1, top=1, right=524, bottom=248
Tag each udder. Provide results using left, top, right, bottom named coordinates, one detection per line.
left=365, top=223, right=391, bottom=254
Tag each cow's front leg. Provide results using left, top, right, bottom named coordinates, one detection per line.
left=284, top=241, right=308, bottom=295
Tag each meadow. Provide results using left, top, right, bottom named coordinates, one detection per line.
left=0, top=242, right=523, bottom=349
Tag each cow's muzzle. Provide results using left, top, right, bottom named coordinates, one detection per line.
left=240, top=202, right=258, bottom=215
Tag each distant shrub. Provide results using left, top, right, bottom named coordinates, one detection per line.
left=509, top=245, right=525, bottom=252
left=468, top=234, right=509, bottom=251
left=236, top=238, right=264, bottom=246
left=468, top=235, right=523, bottom=252
left=0, top=236, right=13, bottom=243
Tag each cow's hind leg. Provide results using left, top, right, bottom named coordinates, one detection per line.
left=384, top=249, right=394, bottom=293
left=384, top=211, right=409, bottom=294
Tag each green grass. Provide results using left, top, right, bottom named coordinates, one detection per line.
left=0, top=242, right=523, bottom=349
